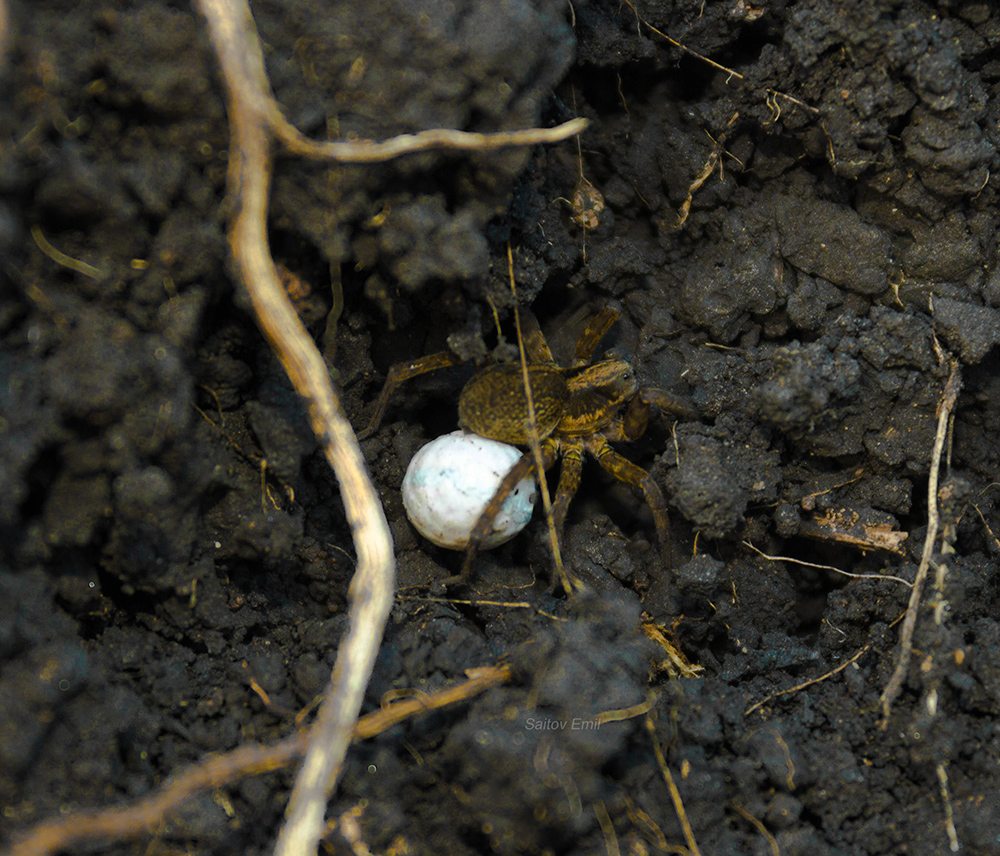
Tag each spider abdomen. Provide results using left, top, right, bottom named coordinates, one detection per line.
left=458, top=362, right=568, bottom=445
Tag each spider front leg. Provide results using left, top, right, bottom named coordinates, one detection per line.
left=622, top=388, right=700, bottom=440
left=359, top=351, right=465, bottom=440
left=588, top=436, right=674, bottom=569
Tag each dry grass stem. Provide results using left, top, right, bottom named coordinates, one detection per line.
left=506, top=247, right=581, bottom=594
left=593, top=799, right=621, bottom=856
left=0, top=0, right=9, bottom=66
left=733, top=803, right=781, bottom=856
left=646, top=714, right=703, bottom=856
left=936, top=762, right=961, bottom=852
left=879, top=358, right=962, bottom=723
left=746, top=640, right=872, bottom=717
left=742, top=541, right=913, bottom=587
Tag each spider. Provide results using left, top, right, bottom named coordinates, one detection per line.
left=359, top=306, right=699, bottom=587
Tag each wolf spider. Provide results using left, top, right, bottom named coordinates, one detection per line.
left=359, top=306, right=698, bottom=587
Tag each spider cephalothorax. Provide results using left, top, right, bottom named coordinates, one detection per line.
left=360, top=306, right=698, bottom=585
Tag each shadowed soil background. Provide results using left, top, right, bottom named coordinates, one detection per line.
left=3, top=0, right=1000, bottom=854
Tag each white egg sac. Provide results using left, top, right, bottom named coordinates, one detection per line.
left=402, top=430, right=537, bottom=550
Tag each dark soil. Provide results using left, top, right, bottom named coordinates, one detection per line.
left=3, top=0, right=1000, bottom=854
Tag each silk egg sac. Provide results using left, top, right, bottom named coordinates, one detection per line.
left=401, top=430, right=537, bottom=550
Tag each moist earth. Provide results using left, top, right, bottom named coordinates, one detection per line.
left=3, top=1, right=1000, bottom=854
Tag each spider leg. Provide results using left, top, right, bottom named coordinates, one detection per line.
left=552, top=441, right=584, bottom=537
left=359, top=351, right=465, bottom=439
left=619, top=388, right=699, bottom=440
left=571, top=306, right=620, bottom=367
left=588, top=436, right=673, bottom=569
left=640, top=388, right=700, bottom=423
left=544, top=442, right=589, bottom=594
left=450, top=440, right=559, bottom=584
left=519, top=309, right=555, bottom=363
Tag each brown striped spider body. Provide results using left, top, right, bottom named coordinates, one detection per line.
left=361, top=307, right=698, bottom=586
